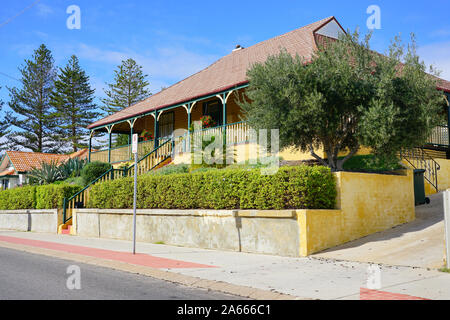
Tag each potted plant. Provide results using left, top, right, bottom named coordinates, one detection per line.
left=140, top=129, right=154, bottom=141
left=199, top=115, right=216, bottom=129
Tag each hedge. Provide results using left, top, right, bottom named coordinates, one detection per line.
left=87, top=166, right=336, bottom=210
left=0, top=184, right=82, bottom=210
left=0, top=186, right=36, bottom=210
left=35, top=184, right=82, bottom=209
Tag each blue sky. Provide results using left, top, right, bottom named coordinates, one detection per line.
left=0, top=0, right=449, bottom=121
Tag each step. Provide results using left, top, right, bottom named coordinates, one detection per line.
left=60, top=225, right=72, bottom=235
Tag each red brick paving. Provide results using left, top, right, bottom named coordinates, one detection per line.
left=360, top=288, right=430, bottom=300
left=0, top=235, right=216, bottom=269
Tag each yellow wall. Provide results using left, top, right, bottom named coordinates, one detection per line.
left=297, top=170, right=416, bottom=256
left=436, top=159, right=450, bottom=192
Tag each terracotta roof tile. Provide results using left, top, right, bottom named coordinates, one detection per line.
left=5, top=151, right=70, bottom=173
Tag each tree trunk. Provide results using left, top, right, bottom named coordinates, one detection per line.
left=336, top=145, right=360, bottom=171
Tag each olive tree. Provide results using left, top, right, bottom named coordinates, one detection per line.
left=239, top=31, right=446, bottom=171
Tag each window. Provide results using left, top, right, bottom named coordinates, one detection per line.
left=203, top=100, right=223, bottom=126
left=158, top=112, right=174, bottom=139
left=1, top=179, right=9, bottom=190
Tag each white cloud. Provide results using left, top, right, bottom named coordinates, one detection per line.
left=75, top=43, right=219, bottom=82
left=36, top=3, right=54, bottom=17
left=418, top=41, right=450, bottom=81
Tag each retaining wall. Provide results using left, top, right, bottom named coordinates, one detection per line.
left=0, top=209, right=61, bottom=233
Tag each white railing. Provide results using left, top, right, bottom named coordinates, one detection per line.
left=90, top=121, right=251, bottom=164
left=173, top=121, right=251, bottom=154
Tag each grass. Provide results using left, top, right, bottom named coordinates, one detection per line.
left=439, top=267, right=450, bottom=273
left=154, top=241, right=165, bottom=245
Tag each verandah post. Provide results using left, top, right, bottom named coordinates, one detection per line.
left=154, top=111, right=159, bottom=149
left=187, top=103, right=192, bottom=154
left=108, top=126, right=112, bottom=164
left=222, top=92, right=227, bottom=148
left=88, top=130, right=92, bottom=163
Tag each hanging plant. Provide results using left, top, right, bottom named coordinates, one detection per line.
left=199, top=115, right=217, bottom=129
left=140, top=129, right=154, bottom=141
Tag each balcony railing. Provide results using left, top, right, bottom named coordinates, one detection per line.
left=90, top=139, right=155, bottom=164
left=173, top=121, right=252, bottom=154
left=90, top=121, right=252, bottom=164
left=426, top=125, right=449, bottom=148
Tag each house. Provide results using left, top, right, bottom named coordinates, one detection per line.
left=86, top=16, right=450, bottom=170
left=0, top=150, right=88, bottom=190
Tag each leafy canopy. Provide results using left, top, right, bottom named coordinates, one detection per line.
left=239, top=31, right=446, bottom=171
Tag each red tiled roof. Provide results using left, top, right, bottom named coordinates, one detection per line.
left=69, top=149, right=89, bottom=160
left=88, top=16, right=450, bottom=130
left=5, top=151, right=70, bottom=173
left=3, top=149, right=89, bottom=173
left=88, top=16, right=336, bottom=129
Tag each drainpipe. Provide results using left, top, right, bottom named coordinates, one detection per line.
left=154, top=111, right=159, bottom=149
left=88, top=131, right=92, bottom=163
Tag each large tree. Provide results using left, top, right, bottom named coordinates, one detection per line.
left=101, top=58, right=151, bottom=114
left=51, top=55, right=100, bottom=153
left=6, top=44, right=58, bottom=153
left=239, top=31, right=446, bottom=171
left=0, top=91, right=10, bottom=151
left=101, top=58, right=151, bottom=147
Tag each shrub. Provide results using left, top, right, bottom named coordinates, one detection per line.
left=88, top=166, right=336, bottom=210
left=342, top=154, right=403, bottom=172
left=59, top=158, right=87, bottom=179
left=148, top=164, right=190, bottom=176
left=64, top=176, right=85, bottom=186
left=35, top=184, right=82, bottom=209
left=81, top=161, right=112, bottom=185
left=0, top=184, right=81, bottom=210
left=0, top=186, right=36, bottom=210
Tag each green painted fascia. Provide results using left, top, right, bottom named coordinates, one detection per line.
left=0, top=152, right=17, bottom=173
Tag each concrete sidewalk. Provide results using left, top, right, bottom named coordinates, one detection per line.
left=1, top=229, right=450, bottom=300
left=314, top=192, right=446, bottom=269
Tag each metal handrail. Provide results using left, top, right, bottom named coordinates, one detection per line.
left=63, top=140, right=175, bottom=224
left=62, top=167, right=122, bottom=223
left=400, top=147, right=441, bottom=192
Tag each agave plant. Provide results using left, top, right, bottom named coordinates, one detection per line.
left=28, top=161, right=64, bottom=185
left=58, top=158, right=87, bottom=180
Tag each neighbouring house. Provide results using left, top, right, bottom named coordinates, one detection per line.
left=0, top=150, right=89, bottom=190
left=86, top=16, right=450, bottom=172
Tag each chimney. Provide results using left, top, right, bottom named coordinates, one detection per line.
left=232, top=44, right=244, bottom=52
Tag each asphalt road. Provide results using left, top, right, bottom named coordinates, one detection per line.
left=0, top=247, right=239, bottom=300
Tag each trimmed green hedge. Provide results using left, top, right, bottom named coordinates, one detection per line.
left=88, top=166, right=336, bottom=210
left=35, top=184, right=82, bottom=209
left=0, top=186, right=37, bottom=210
left=0, top=184, right=82, bottom=210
